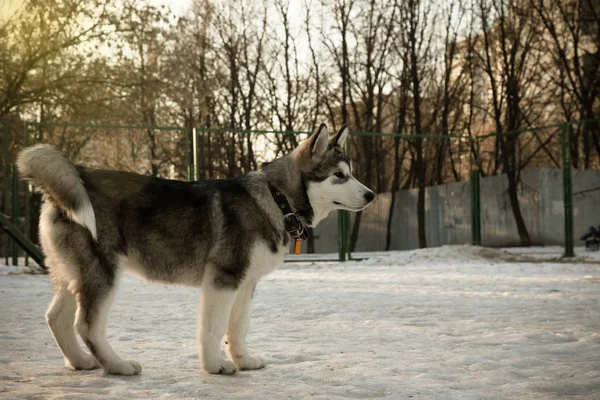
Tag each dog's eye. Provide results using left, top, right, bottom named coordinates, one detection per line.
left=334, top=171, right=345, bottom=179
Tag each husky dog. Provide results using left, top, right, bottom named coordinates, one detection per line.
left=17, top=124, right=374, bottom=376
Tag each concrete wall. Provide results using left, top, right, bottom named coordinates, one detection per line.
left=308, top=168, right=600, bottom=253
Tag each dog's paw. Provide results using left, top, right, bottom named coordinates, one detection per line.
left=203, top=359, right=237, bottom=375
left=66, top=355, right=101, bottom=371
left=103, top=360, right=142, bottom=376
left=232, top=354, right=266, bottom=371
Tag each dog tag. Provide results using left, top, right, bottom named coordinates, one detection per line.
left=294, top=238, right=302, bottom=255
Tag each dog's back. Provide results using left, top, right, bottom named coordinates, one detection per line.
left=16, top=124, right=375, bottom=377
left=19, top=146, right=288, bottom=288
left=17, top=145, right=289, bottom=375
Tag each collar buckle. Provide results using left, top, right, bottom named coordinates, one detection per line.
left=269, top=184, right=308, bottom=240
left=284, top=213, right=307, bottom=239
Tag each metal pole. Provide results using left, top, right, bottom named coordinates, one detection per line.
left=192, top=127, right=198, bottom=181
left=345, top=211, right=351, bottom=260
left=24, top=123, right=30, bottom=266
left=338, top=210, right=346, bottom=262
left=470, top=138, right=482, bottom=246
left=185, top=127, right=192, bottom=181
left=339, top=139, right=352, bottom=262
left=561, top=123, right=574, bottom=257
left=470, top=169, right=481, bottom=245
left=11, top=165, right=18, bottom=266
left=2, top=122, right=9, bottom=265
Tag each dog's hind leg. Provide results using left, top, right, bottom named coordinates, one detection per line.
left=75, top=269, right=142, bottom=376
left=198, top=268, right=238, bottom=375
left=225, top=280, right=265, bottom=371
left=46, top=285, right=100, bottom=370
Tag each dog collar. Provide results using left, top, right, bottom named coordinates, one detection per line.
left=268, top=184, right=308, bottom=244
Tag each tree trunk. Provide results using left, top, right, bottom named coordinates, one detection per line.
left=506, top=169, right=531, bottom=246
left=350, top=210, right=362, bottom=252
left=502, top=137, right=531, bottom=246
left=385, top=137, right=402, bottom=250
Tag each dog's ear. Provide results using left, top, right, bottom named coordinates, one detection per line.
left=293, top=123, right=330, bottom=170
left=309, top=123, right=329, bottom=161
left=331, top=124, right=349, bottom=148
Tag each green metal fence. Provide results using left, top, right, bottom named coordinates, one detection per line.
left=472, top=121, right=586, bottom=259
left=1, top=119, right=597, bottom=268
left=343, top=120, right=598, bottom=261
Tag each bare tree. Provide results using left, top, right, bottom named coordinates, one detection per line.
left=474, top=0, right=545, bottom=246
left=532, top=0, right=600, bottom=168
left=265, top=0, right=312, bottom=154
left=321, top=0, right=354, bottom=127
left=0, top=0, right=113, bottom=117
left=385, top=73, right=411, bottom=251
left=166, top=0, right=217, bottom=179
left=395, top=0, right=436, bottom=249
left=433, top=0, right=469, bottom=184
left=211, top=0, right=270, bottom=177
left=345, top=0, right=397, bottom=251
left=237, top=1, right=269, bottom=172
left=115, top=1, right=175, bottom=176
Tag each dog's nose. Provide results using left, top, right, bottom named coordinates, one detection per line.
left=364, top=191, right=375, bottom=202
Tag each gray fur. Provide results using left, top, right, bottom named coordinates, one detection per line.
left=18, top=145, right=97, bottom=239
left=17, top=124, right=374, bottom=376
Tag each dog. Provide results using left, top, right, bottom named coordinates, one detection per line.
left=17, top=123, right=375, bottom=376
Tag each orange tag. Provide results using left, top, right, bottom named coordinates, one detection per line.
left=294, top=238, right=302, bottom=255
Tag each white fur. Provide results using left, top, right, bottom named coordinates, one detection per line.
left=18, top=144, right=98, bottom=240
left=226, top=280, right=264, bottom=370
left=72, top=202, right=97, bottom=240
left=39, top=203, right=81, bottom=285
left=32, top=125, right=374, bottom=378
left=74, top=270, right=142, bottom=375
left=335, top=126, right=349, bottom=147
left=339, top=162, right=351, bottom=176
left=198, top=241, right=285, bottom=373
left=223, top=241, right=287, bottom=370
left=245, top=241, right=288, bottom=282
left=198, top=266, right=238, bottom=375
left=46, top=287, right=99, bottom=370
left=307, top=161, right=374, bottom=225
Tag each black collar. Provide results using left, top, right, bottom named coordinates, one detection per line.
left=269, top=184, right=308, bottom=239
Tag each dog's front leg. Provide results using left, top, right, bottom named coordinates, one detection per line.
left=225, top=280, right=265, bottom=371
left=198, top=271, right=238, bottom=375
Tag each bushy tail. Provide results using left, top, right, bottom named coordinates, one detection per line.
left=17, top=145, right=97, bottom=240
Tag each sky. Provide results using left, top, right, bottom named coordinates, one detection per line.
left=0, top=0, right=22, bottom=21
left=151, top=0, right=190, bottom=16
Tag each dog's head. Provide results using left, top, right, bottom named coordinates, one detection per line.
left=292, top=123, right=375, bottom=223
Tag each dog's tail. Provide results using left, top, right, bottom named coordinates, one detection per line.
left=17, top=145, right=97, bottom=240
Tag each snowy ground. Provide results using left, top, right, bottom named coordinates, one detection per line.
left=0, top=246, right=599, bottom=399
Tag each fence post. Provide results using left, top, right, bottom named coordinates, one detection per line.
left=345, top=210, right=352, bottom=260
left=338, top=137, right=351, bottom=262
left=192, top=127, right=198, bottom=181
left=185, top=127, right=192, bottom=181
left=560, top=123, right=574, bottom=258
left=470, top=137, right=481, bottom=246
left=11, top=165, right=19, bottom=266
left=338, top=210, right=347, bottom=262
left=2, top=122, right=10, bottom=265
left=470, top=169, right=481, bottom=246
left=24, top=123, right=30, bottom=266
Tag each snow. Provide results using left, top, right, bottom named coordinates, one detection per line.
left=503, top=246, right=600, bottom=262
left=1, top=245, right=599, bottom=399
